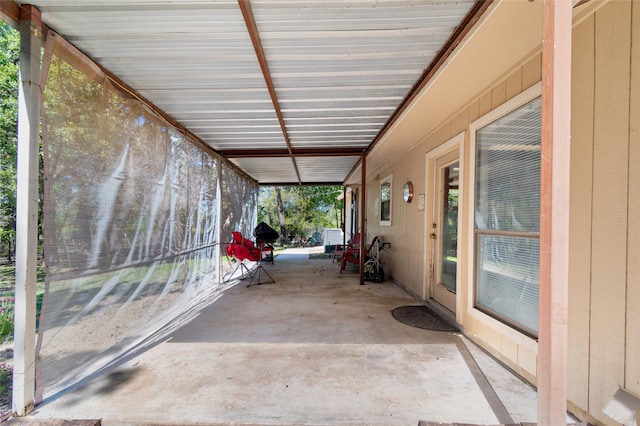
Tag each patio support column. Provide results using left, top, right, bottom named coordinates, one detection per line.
left=360, top=154, right=366, bottom=285
left=13, top=4, right=43, bottom=417
left=215, top=167, right=222, bottom=283
left=539, top=0, right=572, bottom=424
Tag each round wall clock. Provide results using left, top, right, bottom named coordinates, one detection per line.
left=403, top=181, right=413, bottom=203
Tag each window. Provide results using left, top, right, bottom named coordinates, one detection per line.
left=380, top=175, right=392, bottom=226
left=473, top=96, right=541, bottom=337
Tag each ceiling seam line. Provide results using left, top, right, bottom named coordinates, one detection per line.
left=238, top=0, right=302, bottom=185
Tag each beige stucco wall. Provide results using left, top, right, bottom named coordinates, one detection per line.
left=355, top=1, right=639, bottom=424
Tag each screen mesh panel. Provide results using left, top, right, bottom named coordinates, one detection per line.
left=37, top=33, right=257, bottom=399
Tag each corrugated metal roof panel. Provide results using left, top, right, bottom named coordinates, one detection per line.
left=230, top=157, right=299, bottom=183
left=296, top=156, right=361, bottom=183
left=16, top=0, right=478, bottom=184
left=249, top=0, right=475, bottom=162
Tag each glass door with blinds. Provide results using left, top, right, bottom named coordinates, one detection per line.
left=431, top=150, right=460, bottom=313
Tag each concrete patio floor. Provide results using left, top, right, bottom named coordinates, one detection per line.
left=24, top=247, right=551, bottom=425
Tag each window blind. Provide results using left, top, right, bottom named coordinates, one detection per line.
left=474, top=97, right=541, bottom=336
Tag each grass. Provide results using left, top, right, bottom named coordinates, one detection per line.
left=0, top=265, right=18, bottom=296
left=0, top=300, right=12, bottom=342
left=0, top=263, right=46, bottom=295
left=0, top=365, right=10, bottom=414
left=0, top=367, right=9, bottom=394
left=0, top=263, right=46, bottom=338
left=0, top=261, right=46, bottom=416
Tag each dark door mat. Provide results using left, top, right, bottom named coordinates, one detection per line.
left=391, top=305, right=459, bottom=332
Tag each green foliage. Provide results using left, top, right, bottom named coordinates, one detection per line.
left=0, top=364, right=11, bottom=404
left=0, top=23, right=19, bottom=261
left=0, top=298, right=13, bottom=342
left=0, top=263, right=46, bottom=342
left=42, top=43, right=160, bottom=268
left=258, top=186, right=343, bottom=241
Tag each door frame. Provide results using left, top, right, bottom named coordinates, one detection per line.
left=424, top=132, right=465, bottom=317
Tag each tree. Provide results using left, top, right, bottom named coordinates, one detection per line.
left=275, top=187, right=287, bottom=245
left=0, top=23, right=19, bottom=261
left=258, top=185, right=343, bottom=246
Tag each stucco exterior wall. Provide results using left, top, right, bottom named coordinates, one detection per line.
left=359, top=2, right=639, bottom=424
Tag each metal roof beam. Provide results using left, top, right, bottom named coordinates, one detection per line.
left=0, top=0, right=20, bottom=26
left=222, top=147, right=365, bottom=158
left=258, top=181, right=345, bottom=187
left=238, top=0, right=302, bottom=185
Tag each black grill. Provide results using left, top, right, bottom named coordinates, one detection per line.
left=254, top=222, right=279, bottom=243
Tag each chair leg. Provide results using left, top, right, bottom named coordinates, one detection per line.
left=247, top=262, right=275, bottom=287
left=247, top=246, right=276, bottom=287
left=339, top=253, right=360, bottom=274
left=333, top=245, right=344, bottom=263
left=223, top=260, right=254, bottom=283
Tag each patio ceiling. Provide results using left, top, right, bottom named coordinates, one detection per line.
left=6, top=0, right=487, bottom=185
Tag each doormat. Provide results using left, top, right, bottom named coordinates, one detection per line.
left=391, top=306, right=459, bottom=332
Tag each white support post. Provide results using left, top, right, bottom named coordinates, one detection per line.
left=538, top=0, right=572, bottom=424
left=215, top=166, right=222, bottom=283
left=359, top=154, right=366, bottom=285
left=13, top=5, right=42, bottom=417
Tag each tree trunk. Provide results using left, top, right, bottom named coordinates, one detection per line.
left=275, top=187, right=287, bottom=245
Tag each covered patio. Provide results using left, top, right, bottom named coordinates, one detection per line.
left=4, top=0, right=625, bottom=423
left=26, top=248, right=544, bottom=425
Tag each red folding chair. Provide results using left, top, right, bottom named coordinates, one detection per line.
left=224, top=231, right=261, bottom=282
left=225, top=231, right=275, bottom=287
left=339, top=233, right=379, bottom=274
